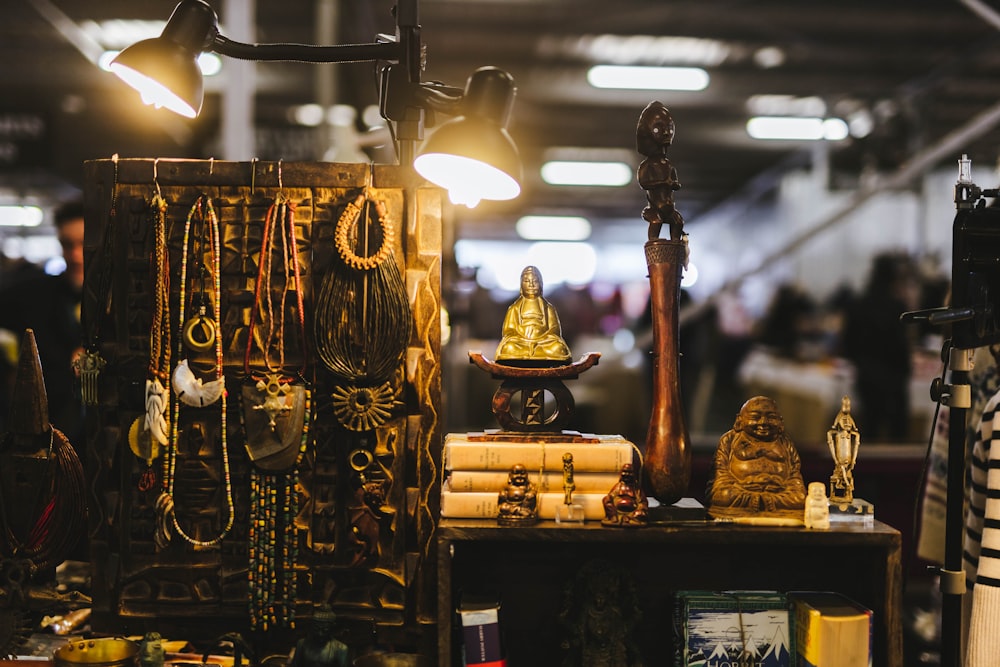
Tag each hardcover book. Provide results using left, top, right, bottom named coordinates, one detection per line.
left=674, top=590, right=793, bottom=667
left=458, top=595, right=506, bottom=667
left=788, top=591, right=872, bottom=667
left=440, top=483, right=608, bottom=521
left=443, top=432, right=638, bottom=473
left=446, top=469, right=620, bottom=494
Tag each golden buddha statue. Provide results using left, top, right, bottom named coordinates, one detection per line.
left=706, top=395, right=807, bottom=521
left=495, top=266, right=572, bottom=364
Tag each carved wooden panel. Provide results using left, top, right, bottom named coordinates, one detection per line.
left=81, top=159, right=442, bottom=643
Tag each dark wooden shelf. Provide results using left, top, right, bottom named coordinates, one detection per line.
left=437, top=517, right=902, bottom=666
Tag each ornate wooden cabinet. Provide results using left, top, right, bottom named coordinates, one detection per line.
left=81, top=159, right=443, bottom=649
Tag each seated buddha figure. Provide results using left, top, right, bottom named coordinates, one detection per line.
left=602, top=463, right=648, bottom=527
left=497, top=463, right=538, bottom=526
left=495, top=266, right=572, bottom=365
left=706, top=395, right=807, bottom=521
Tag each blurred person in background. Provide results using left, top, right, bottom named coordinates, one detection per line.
left=0, top=200, right=85, bottom=448
left=841, top=252, right=920, bottom=442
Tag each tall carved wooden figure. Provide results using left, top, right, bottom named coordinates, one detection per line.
left=636, top=101, right=691, bottom=504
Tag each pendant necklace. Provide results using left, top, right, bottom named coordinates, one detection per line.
left=314, top=170, right=412, bottom=431
left=74, top=154, right=120, bottom=406
left=155, top=194, right=233, bottom=549
left=130, top=182, right=170, bottom=492
left=242, top=189, right=310, bottom=631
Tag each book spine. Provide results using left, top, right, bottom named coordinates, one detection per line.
left=443, top=439, right=637, bottom=473
left=446, top=470, right=618, bottom=494
left=460, top=606, right=505, bottom=666
left=440, top=490, right=607, bottom=520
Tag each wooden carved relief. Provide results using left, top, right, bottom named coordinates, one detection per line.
left=81, top=160, right=442, bottom=641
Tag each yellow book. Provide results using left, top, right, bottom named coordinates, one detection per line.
left=440, top=486, right=607, bottom=521
left=443, top=432, right=638, bottom=473
left=789, top=592, right=872, bottom=667
left=445, top=469, right=619, bottom=494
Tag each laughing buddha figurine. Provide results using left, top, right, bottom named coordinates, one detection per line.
left=706, top=396, right=807, bottom=522
left=495, top=265, right=572, bottom=365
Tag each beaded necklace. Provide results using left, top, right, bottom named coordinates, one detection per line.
left=242, top=191, right=310, bottom=631
left=156, top=195, right=234, bottom=548
left=313, top=178, right=412, bottom=431
left=131, top=192, right=170, bottom=492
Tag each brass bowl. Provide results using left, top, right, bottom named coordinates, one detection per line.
left=351, top=654, right=429, bottom=667
left=54, top=638, right=139, bottom=667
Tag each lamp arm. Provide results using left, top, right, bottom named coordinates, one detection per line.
left=211, top=33, right=401, bottom=64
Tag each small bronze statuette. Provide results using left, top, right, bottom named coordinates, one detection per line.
left=73, top=347, right=106, bottom=406
left=556, top=452, right=585, bottom=524
left=497, top=463, right=539, bottom=526
left=828, top=395, right=860, bottom=504
left=495, top=265, right=572, bottom=364
left=601, top=463, right=648, bottom=527
left=706, top=395, right=807, bottom=522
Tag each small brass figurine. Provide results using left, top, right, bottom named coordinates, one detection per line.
left=495, top=266, right=572, bottom=364
left=138, top=632, right=166, bottom=667
left=556, top=452, right=585, bottom=524
left=562, top=452, right=576, bottom=505
left=827, top=395, right=860, bottom=504
left=706, top=396, right=807, bottom=521
left=290, top=606, right=349, bottom=667
left=559, top=559, right=645, bottom=666
left=601, top=463, right=648, bottom=528
left=804, top=482, right=831, bottom=530
left=497, top=463, right=539, bottom=526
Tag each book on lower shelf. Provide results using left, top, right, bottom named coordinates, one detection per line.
left=788, top=591, right=872, bottom=667
left=443, top=431, right=639, bottom=473
left=674, top=590, right=793, bottom=667
left=458, top=594, right=507, bottom=667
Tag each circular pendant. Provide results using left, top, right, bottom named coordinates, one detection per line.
left=128, top=415, right=162, bottom=465
left=182, top=310, right=217, bottom=352
left=331, top=382, right=395, bottom=431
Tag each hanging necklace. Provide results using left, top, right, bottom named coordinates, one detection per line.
left=130, top=185, right=170, bottom=492
left=74, top=154, right=120, bottom=406
left=314, top=173, right=412, bottom=431
left=155, top=194, right=234, bottom=549
left=242, top=187, right=310, bottom=631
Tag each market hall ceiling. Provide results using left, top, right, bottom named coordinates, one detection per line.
left=4, top=0, right=1000, bottom=240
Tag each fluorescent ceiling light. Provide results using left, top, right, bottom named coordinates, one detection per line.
left=516, top=215, right=592, bottom=241
left=0, top=205, right=43, bottom=227
left=539, top=34, right=731, bottom=67
left=541, top=161, right=632, bottom=187
left=587, top=65, right=709, bottom=91
left=746, top=116, right=849, bottom=141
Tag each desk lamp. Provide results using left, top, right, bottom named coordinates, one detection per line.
left=108, top=0, right=522, bottom=207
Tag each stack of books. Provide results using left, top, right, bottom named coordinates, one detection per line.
left=439, top=431, right=639, bottom=521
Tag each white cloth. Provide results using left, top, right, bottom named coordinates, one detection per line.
left=964, top=386, right=1000, bottom=666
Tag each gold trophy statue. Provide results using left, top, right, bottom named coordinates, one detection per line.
left=827, top=395, right=860, bottom=504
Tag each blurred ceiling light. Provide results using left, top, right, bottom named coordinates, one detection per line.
left=541, top=161, right=632, bottom=187
left=516, top=215, right=592, bottom=241
left=292, top=103, right=325, bottom=126
left=746, top=116, right=849, bottom=141
left=746, top=94, right=826, bottom=117
left=0, top=205, right=44, bottom=227
left=539, top=34, right=730, bottom=67
left=81, top=19, right=167, bottom=49
left=587, top=65, right=709, bottom=91
left=753, top=46, right=786, bottom=69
